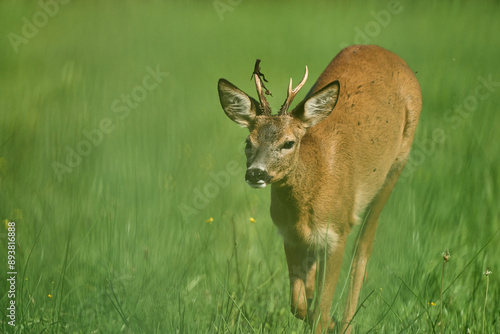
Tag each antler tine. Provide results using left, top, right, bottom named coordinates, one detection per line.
left=279, top=66, right=308, bottom=115
left=252, top=59, right=272, bottom=116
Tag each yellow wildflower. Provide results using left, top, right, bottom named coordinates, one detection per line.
left=249, top=217, right=256, bottom=224
left=48, top=294, right=53, bottom=298
left=205, top=217, right=213, bottom=224
left=442, top=249, right=450, bottom=263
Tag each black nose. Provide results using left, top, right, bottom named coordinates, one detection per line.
left=245, top=168, right=272, bottom=184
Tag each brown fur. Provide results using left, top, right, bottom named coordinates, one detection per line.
left=218, top=45, right=421, bottom=333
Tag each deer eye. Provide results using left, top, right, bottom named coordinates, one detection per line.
left=282, top=141, right=295, bottom=150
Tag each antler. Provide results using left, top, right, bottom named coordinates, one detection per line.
left=278, top=66, right=308, bottom=115
left=252, top=59, right=272, bottom=116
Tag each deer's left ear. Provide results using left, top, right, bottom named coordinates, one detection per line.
left=218, top=79, right=261, bottom=128
left=291, top=81, right=340, bottom=128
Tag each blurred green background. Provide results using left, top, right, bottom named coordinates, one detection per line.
left=0, top=0, right=499, bottom=333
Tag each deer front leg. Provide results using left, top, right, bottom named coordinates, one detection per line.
left=310, top=236, right=347, bottom=333
left=284, top=244, right=316, bottom=321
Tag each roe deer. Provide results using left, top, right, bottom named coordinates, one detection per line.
left=217, top=45, right=421, bottom=333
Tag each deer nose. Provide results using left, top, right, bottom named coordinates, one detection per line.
left=245, top=168, right=272, bottom=188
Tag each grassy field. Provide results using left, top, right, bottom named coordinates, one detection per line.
left=1, top=0, right=499, bottom=333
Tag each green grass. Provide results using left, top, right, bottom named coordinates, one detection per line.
left=1, top=0, right=499, bottom=333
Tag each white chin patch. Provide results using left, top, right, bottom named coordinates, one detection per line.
left=247, top=180, right=267, bottom=188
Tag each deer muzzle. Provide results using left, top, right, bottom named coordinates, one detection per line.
left=245, top=168, right=273, bottom=188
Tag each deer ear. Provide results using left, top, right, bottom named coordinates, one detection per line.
left=292, top=81, right=340, bottom=128
left=218, top=79, right=261, bottom=128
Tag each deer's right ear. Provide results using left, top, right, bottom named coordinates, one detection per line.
left=218, top=79, right=261, bottom=128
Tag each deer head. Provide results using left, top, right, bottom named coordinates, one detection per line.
left=218, top=60, right=340, bottom=188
